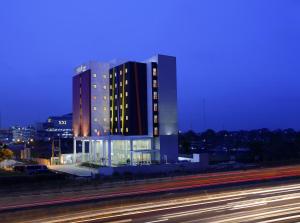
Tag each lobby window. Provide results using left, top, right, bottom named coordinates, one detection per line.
left=154, top=115, right=158, bottom=124
left=92, top=84, right=97, bottom=89
left=93, top=73, right=97, bottom=78
left=153, top=91, right=158, bottom=100
left=153, top=68, right=157, bottom=76
left=154, top=127, right=158, bottom=136
left=154, top=103, right=158, bottom=112
left=153, top=80, right=158, bottom=88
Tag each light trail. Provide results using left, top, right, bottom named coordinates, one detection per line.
left=26, top=181, right=300, bottom=223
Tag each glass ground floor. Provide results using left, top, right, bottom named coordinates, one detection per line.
left=70, top=136, right=160, bottom=166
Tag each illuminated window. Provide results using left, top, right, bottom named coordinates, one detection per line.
left=115, top=72, right=117, bottom=77
left=126, top=128, right=128, bottom=132
left=153, top=68, right=157, bottom=76
left=110, top=96, right=113, bottom=100
left=103, top=74, right=107, bottom=79
left=115, top=117, right=118, bottom=122
left=126, top=116, right=128, bottom=120
left=93, top=96, right=97, bottom=100
left=103, top=85, right=107, bottom=90
left=153, top=80, right=158, bottom=88
left=93, top=73, right=97, bottom=78
left=154, top=127, right=158, bottom=135
left=92, top=84, right=97, bottom=89
left=125, top=80, right=128, bottom=85
left=120, top=81, right=122, bottom=86
left=94, top=129, right=98, bottom=133
left=115, top=94, right=117, bottom=99
left=110, top=85, right=112, bottom=89
left=104, top=118, right=107, bottom=122
left=103, top=106, right=107, bottom=111
left=115, top=83, right=117, bottom=88
left=153, top=91, right=158, bottom=100
left=125, top=91, right=128, bottom=97
left=115, top=128, right=118, bottom=133
left=120, top=70, right=122, bottom=75
left=154, top=115, right=158, bottom=123
left=125, top=104, right=128, bottom=109
left=115, top=106, right=117, bottom=110
left=120, top=93, right=122, bottom=98
left=94, top=118, right=98, bottom=122
left=125, top=68, right=128, bottom=73
left=120, top=105, right=122, bottom=110
left=103, top=96, right=107, bottom=100
left=93, top=106, right=97, bottom=111
left=154, top=103, right=158, bottom=111
left=110, top=74, right=112, bottom=78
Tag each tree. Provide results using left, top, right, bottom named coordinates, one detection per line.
left=0, top=148, right=14, bottom=162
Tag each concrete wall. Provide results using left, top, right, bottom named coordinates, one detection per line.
left=99, top=162, right=208, bottom=176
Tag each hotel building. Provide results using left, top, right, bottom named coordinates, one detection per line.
left=72, top=55, right=178, bottom=166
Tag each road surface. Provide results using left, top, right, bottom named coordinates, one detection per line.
left=2, top=179, right=300, bottom=223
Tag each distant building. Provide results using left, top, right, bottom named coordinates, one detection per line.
left=36, top=113, right=73, bottom=140
left=0, top=129, right=12, bottom=144
left=72, top=54, right=178, bottom=166
left=11, top=126, right=36, bottom=143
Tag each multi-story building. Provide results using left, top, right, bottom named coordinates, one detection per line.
left=11, top=126, right=36, bottom=143
left=72, top=55, right=178, bottom=166
left=35, top=113, right=73, bottom=141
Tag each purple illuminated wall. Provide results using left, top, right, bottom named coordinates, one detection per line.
left=72, top=70, right=91, bottom=137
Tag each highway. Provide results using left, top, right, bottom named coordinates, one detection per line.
left=2, top=165, right=300, bottom=212
left=1, top=165, right=300, bottom=222
left=9, top=180, right=300, bottom=223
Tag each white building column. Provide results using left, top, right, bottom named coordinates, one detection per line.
left=73, top=139, right=77, bottom=164
left=93, top=141, right=97, bottom=162
left=82, top=140, right=86, bottom=163
left=82, top=140, right=85, bottom=162
left=89, top=140, right=92, bottom=162
left=130, top=139, right=133, bottom=165
left=108, top=138, right=111, bottom=166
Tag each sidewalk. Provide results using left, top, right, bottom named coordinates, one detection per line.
left=48, top=164, right=98, bottom=177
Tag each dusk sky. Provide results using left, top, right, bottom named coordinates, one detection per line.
left=0, top=0, right=300, bottom=131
